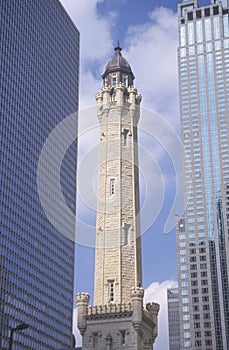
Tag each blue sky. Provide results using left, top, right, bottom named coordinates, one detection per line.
left=59, top=0, right=209, bottom=348
left=96, top=0, right=178, bottom=41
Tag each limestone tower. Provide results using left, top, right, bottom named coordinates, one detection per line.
left=76, top=43, right=159, bottom=350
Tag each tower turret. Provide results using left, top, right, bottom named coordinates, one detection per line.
left=102, top=41, right=135, bottom=87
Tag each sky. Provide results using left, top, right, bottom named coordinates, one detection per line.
left=58, top=0, right=208, bottom=349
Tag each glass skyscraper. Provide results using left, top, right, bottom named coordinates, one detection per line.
left=167, top=288, right=180, bottom=350
left=177, top=0, right=229, bottom=349
left=0, top=1, right=79, bottom=349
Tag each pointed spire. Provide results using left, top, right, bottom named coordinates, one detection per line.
left=115, top=40, right=122, bottom=53
left=102, top=41, right=135, bottom=86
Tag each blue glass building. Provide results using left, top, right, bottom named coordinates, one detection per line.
left=177, top=1, right=229, bottom=349
left=167, top=288, right=180, bottom=350
left=0, top=1, right=79, bottom=349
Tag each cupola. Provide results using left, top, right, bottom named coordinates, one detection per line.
left=102, top=41, right=135, bottom=88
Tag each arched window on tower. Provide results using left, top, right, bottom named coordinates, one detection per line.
left=112, top=73, right=117, bottom=86
left=122, top=74, right=128, bottom=87
left=108, top=280, right=115, bottom=303
left=120, top=330, right=126, bottom=345
left=122, top=129, right=129, bottom=146
left=92, top=333, right=98, bottom=348
left=110, top=179, right=115, bottom=195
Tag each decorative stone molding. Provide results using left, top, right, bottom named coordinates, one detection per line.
left=86, top=302, right=132, bottom=320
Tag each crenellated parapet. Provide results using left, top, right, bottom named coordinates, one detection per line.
left=145, top=302, right=160, bottom=316
left=76, top=296, right=159, bottom=349
left=86, top=302, right=133, bottom=322
left=95, top=84, right=142, bottom=107
left=95, top=91, right=103, bottom=104
left=76, top=292, right=90, bottom=302
left=88, top=302, right=132, bottom=316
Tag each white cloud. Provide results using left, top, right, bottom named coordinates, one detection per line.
left=144, top=280, right=178, bottom=350
left=60, top=0, right=116, bottom=109
left=124, top=7, right=179, bottom=124
left=73, top=280, right=178, bottom=348
left=73, top=307, right=82, bottom=347
left=61, top=2, right=179, bottom=119
left=78, top=72, right=101, bottom=110
left=60, top=0, right=113, bottom=64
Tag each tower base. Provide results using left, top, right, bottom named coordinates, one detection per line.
left=76, top=289, right=159, bottom=350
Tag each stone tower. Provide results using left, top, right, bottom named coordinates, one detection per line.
left=76, top=43, right=159, bottom=350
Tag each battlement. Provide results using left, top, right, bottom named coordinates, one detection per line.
left=130, top=286, right=144, bottom=298
left=145, top=302, right=160, bottom=315
left=76, top=292, right=90, bottom=303
left=96, top=83, right=142, bottom=106
left=86, top=303, right=132, bottom=320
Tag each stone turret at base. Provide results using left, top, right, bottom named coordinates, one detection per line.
left=76, top=290, right=159, bottom=350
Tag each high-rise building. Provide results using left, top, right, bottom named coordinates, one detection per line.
left=76, top=44, right=159, bottom=350
left=0, top=1, right=79, bottom=349
left=167, top=288, right=180, bottom=350
left=177, top=0, right=229, bottom=349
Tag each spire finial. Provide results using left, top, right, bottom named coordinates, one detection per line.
left=115, top=40, right=122, bottom=53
